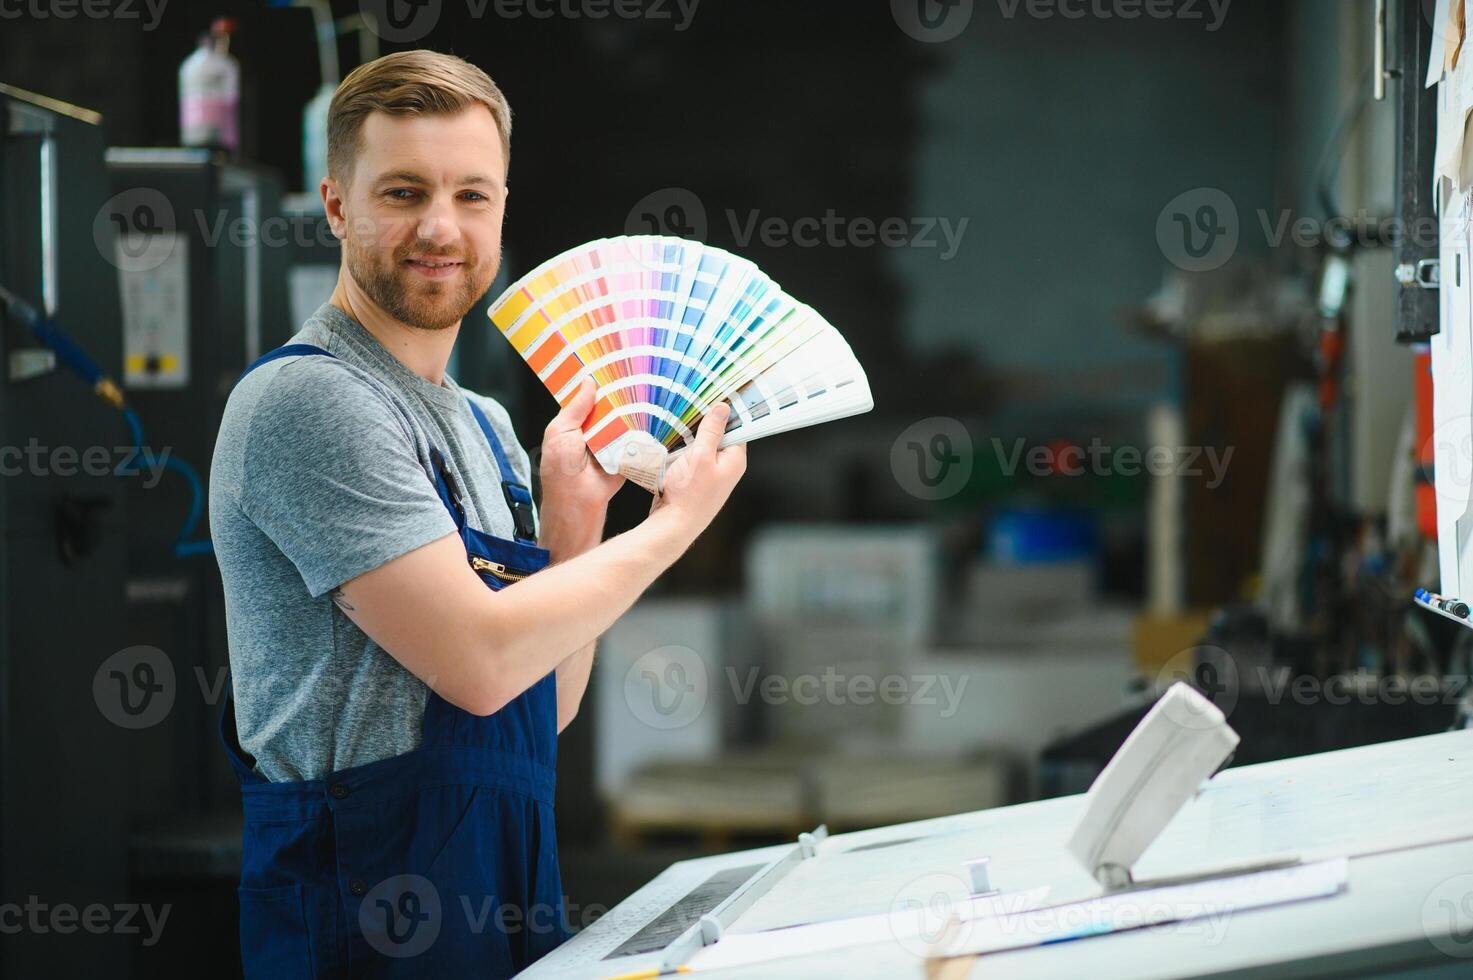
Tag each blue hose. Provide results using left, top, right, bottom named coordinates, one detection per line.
left=2, top=285, right=212, bottom=558
left=120, top=406, right=214, bottom=557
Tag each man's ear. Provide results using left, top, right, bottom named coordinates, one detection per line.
left=322, top=176, right=347, bottom=241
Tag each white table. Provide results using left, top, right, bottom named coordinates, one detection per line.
left=522, top=729, right=1473, bottom=978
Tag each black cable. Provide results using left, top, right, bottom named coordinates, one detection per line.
left=1313, top=66, right=1375, bottom=247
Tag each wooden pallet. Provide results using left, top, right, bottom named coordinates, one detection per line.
left=605, top=750, right=1010, bottom=850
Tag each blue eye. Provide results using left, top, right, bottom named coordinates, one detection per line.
left=387, top=188, right=417, bottom=201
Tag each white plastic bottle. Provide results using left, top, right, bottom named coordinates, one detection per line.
left=178, top=17, right=240, bottom=153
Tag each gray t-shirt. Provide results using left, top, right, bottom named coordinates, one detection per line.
left=209, top=302, right=536, bottom=783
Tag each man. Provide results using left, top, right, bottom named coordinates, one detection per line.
left=209, top=49, right=744, bottom=977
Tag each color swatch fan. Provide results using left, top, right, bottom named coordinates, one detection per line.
left=488, top=236, right=873, bottom=492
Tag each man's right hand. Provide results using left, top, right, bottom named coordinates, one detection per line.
left=650, top=403, right=747, bottom=533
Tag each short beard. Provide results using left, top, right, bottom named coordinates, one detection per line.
left=345, top=235, right=494, bottom=332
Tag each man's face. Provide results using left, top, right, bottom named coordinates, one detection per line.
left=334, top=106, right=507, bottom=331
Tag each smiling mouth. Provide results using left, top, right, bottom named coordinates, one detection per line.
left=403, top=256, right=465, bottom=280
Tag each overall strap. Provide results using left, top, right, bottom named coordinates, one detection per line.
left=465, top=397, right=538, bottom=545
left=233, top=342, right=531, bottom=542
left=235, top=343, right=334, bottom=385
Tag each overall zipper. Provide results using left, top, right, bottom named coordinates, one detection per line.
left=469, top=555, right=528, bottom=582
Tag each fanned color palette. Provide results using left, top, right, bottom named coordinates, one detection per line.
left=488, top=235, right=873, bottom=492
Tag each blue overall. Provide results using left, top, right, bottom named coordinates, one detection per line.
left=219, top=344, right=567, bottom=978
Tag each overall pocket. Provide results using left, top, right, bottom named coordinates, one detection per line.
left=237, top=882, right=314, bottom=980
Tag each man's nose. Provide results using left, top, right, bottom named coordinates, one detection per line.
left=415, top=194, right=462, bottom=248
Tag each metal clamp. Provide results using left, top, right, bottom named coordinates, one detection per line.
left=1396, top=258, right=1440, bottom=290
left=8, top=348, right=57, bottom=383
left=963, top=856, right=999, bottom=897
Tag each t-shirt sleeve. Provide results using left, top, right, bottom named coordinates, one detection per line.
left=238, top=362, right=457, bottom=598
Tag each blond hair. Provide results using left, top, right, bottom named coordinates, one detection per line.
left=327, top=50, right=512, bottom=186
